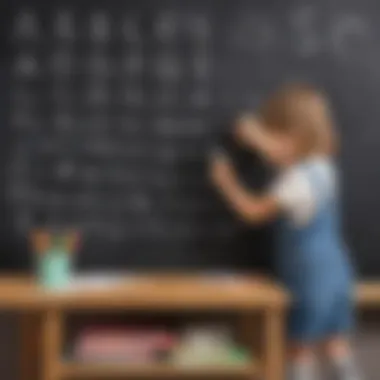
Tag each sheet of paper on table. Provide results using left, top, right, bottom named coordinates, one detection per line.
left=62, top=272, right=137, bottom=292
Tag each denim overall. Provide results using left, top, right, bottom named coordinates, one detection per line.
left=276, top=162, right=354, bottom=342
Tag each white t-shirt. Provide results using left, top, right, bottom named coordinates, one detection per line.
left=271, top=156, right=337, bottom=226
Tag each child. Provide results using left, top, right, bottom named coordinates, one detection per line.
left=210, top=83, right=361, bottom=380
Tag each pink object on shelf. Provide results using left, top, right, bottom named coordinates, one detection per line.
left=73, top=325, right=177, bottom=362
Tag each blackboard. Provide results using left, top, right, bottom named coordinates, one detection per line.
left=2, top=0, right=380, bottom=277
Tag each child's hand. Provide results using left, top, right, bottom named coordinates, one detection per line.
left=235, top=114, right=262, bottom=147
left=209, top=151, right=236, bottom=190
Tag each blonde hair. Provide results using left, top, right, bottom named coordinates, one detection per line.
left=259, top=83, right=337, bottom=156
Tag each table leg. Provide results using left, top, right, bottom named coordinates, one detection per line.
left=263, top=308, right=286, bottom=380
left=238, top=313, right=262, bottom=366
left=41, top=309, right=63, bottom=380
left=20, top=312, right=41, bottom=380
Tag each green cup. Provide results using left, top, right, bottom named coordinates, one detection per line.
left=37, top=248, right=72, bottom=290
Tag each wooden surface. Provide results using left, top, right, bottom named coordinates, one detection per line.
left=0, top=274, right=289, bottom=310
left=356, top=282, right=380, bottom=307
left=9, top=274, right=288, bottom=380
left=263, top=308, right=285, bottom=380
left=8, top=276, right=380, bottom=380
left=1, top=276, right=380, bottom=312
left=41, top=310, right=62, bottom=380
left=1, top=276, right=380, bottom=310
left=61, top=363, right=257, bottom=378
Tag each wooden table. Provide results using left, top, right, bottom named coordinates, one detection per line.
left=355, top=281, right=380, bottom=308
left=0, top=274, right=289, bottom=380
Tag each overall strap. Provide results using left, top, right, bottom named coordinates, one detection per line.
left=301, top=163, right=331, bottom=210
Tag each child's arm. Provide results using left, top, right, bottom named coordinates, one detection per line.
left=234, top=115, right=286, bottom=166
left=209, top=153, right=280, bottom=223
left=234, top=115, right=273, bottom=156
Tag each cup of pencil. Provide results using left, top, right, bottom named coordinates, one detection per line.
left=30, top=228, right=80, bottom=290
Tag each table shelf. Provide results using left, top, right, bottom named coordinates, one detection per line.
left=61, top=362, right=258, bottom=378
left=0, top=274, right=290, bottom=380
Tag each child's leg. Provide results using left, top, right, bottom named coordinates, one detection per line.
left=286, top=286, right=330, bottom=380
left=321, top=335, right=362, bottom=380
left=321, top=282, right=362, bottom=380
left=287, top=343, right=318, bottom=380
left=321, top=335, right=351, bottom=357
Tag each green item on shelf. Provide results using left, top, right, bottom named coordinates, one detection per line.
left=37, top=248, right=72, bottom=290
left=228, top=347, right=250, bottom=364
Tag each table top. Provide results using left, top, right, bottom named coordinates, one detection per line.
left=0, top=274, right=289, bottom=311
left=356, top=281, right=380, bottom=306
left=0, top=274, right=378, bottom=311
